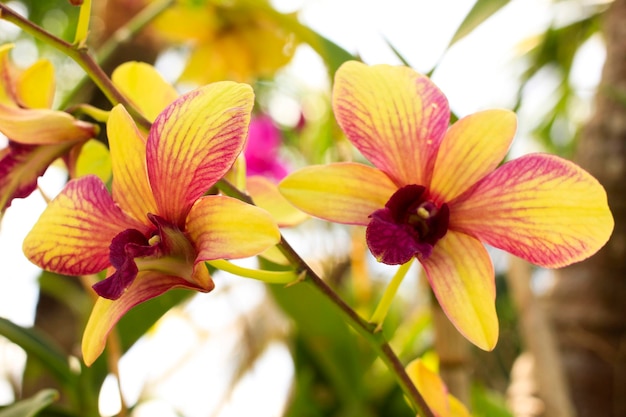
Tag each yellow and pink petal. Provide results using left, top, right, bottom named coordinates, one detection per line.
left=82, top=271, right=208, bottom=366
left=332, top=61, right=449, bottom=187
left=23, top=175, right=149, bottom=276
left=279, top=162, right=397, bottom=225
left=0, top=104, right=97, bottom=145
left=449, top=153, right=614, bottom=268
left=429, top=109, right=517, bottom=204
left=0, top=141, right=75, bottom=215
left=147, top=82, right=254, bottom=226
left=421, top=231, right=498, bottom=351
left=186, top=195, right=280, bottom=262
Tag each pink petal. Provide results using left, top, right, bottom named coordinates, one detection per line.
left=22, top=175, right=148, bottom=276
left=450, top=154, right=614, bottom=268
left=332, top=61, right=449, bottom=187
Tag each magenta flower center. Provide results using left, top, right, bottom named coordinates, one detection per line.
left=366, top=184, right=449, bottom=265
left=93, top=214, right=196, bottom=300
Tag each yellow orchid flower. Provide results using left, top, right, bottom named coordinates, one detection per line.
left=23, top=79, right=280, bottom=365
left=406, top=359, right=472, bottom=417
left=279, top=61, right=614, bottom=350
left=0, top=43, right=97, bottom=215
left=151, top=0, right=296, bottom=84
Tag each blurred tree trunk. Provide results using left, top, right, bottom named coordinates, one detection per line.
left=543, top=0, right=626, bottom=416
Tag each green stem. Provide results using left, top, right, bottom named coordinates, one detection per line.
left=217, top=179, right=434, bottom=417
left=206, top=259, right=298, bottom=284
left=0, top=2, right=151, bottom=130
left=370, top=258, right=414, bottom=330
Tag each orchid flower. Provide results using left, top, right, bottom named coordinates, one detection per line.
left=279, top=61, right=613, bottom=350
left=151, top=0, right=296, bottom=84
left=0, top=43, right=97, bottom=215
left=23, top=81, right=281, bottom=365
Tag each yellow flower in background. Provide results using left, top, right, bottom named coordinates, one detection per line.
left=151, top=0, right=297, bottom=84
left=0, top=43, right=97, bottom=215
left=406, top=359, right=472, bottom=417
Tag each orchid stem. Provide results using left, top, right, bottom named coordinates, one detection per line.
left=206, top=259, right=298, bottom=284
left=216, top=179, right=434, bottom=417
left=370, top=258, right=414, bottom=331
left=0, top=2, right=151, bottom=130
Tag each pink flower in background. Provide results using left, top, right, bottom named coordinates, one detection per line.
left=244, top=114, right=288, bottom=181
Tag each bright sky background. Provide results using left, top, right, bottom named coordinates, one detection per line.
left=0, top=0, right=606, bottom=415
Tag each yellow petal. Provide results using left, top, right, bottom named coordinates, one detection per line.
left=0, top=44, right=17, bottom=105
left=112, top=62, right=179, bottom=122
left=186, top=195, right=280, bottom=261
left=16, top=59, right=55, bottom=109
left=450, top=154, right=614, bottom=268
left=73, top=139, right=112, bottom=183
left=406, top=359, right=451, bottom=417
left=421, top=231, right=498, bottom=350
left=152, top=3, right=217, bottom=43
left=430, top=110, right=517, bottom=204
left=147, top=82, right=254, bottom=225
left=279, top=162, right=397, bottom=226
left=333, top=61, right=450, bottom=187
left=107, top=104, right=157, bottom=220
left=448, top=395, right=472, bottom=417
left=247, top=175, right=307, bottom=227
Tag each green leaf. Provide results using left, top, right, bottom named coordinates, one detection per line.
left=270, top=282, right=371, bottom=415
left=0, top=318, right=77, bottom=386
left=0, top=389, right=58, bottom=417
left=471, top=384, right=514, bottom=417
left=448, top=0, right=510, bottom=47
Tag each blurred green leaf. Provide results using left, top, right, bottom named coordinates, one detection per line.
left=0, top=389, right=58, bottom=417
left=0, top=318, right=77, bottom=386
left=518, top=12, right=603, bottom=156
left=448, top=0, right=510, bottom=47
left=471, top=384, right=514, bottom=417
left=270, top=282, right=372, bottom=416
